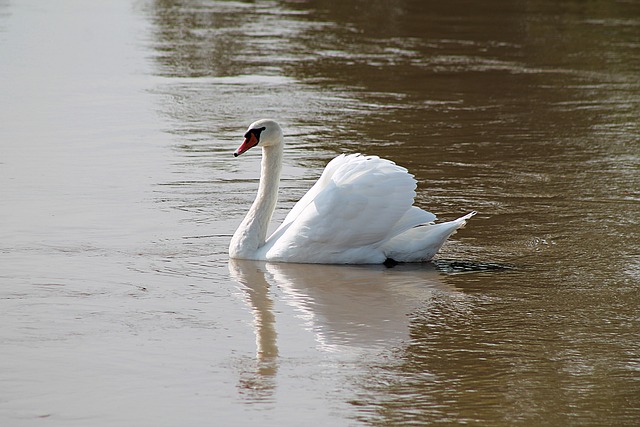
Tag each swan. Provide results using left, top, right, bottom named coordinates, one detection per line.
left=229, top=119, right=476, bottom=264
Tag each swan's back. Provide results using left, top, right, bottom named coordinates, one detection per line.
left=260, top=154, right=437, bottom=263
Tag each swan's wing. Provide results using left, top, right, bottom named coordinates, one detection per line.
left=276, top=154, right=349, bottom=230
left=263, top=154, right=434, bottom=263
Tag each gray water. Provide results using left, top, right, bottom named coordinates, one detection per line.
left=1, top=0, right=639, bottom=425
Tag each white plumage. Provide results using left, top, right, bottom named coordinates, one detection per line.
left=229, top=119, right=475, bottom=264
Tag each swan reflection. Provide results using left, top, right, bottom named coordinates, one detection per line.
left=228, top=259, right=279, bottom=401
left=229, top=259, right=457, bottom=398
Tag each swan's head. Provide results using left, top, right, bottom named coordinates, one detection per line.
left=233, top=119, right=283, bottom=157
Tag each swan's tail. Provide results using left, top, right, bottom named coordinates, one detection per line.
left=381, top=211, right=477, bottom=263
left=454, top=211, right=477, bottom=228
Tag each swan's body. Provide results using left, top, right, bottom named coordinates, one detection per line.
left=229, top=119, right=476, bottom=264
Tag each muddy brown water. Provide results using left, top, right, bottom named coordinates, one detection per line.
left=1, top=0, right=638, bottom=425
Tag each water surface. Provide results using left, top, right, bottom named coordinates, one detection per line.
left=1, top=0, right=639, bottom=425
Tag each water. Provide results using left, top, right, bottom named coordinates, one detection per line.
left=1, top=0, right=639, bottom=425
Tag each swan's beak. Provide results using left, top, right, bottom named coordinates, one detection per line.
left=233, top=133, right=259, bottom=157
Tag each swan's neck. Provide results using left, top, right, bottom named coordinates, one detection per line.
left=229, top=144, right=283, bottom=259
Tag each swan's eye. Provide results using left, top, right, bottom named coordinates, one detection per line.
left=244, top=126, right=267, bottom=141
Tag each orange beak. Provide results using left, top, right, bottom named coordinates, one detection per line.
left=233, top=133, right=259, bottom=157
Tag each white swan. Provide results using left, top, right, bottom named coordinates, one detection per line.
left=229, top=119, right=476, bottom=264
